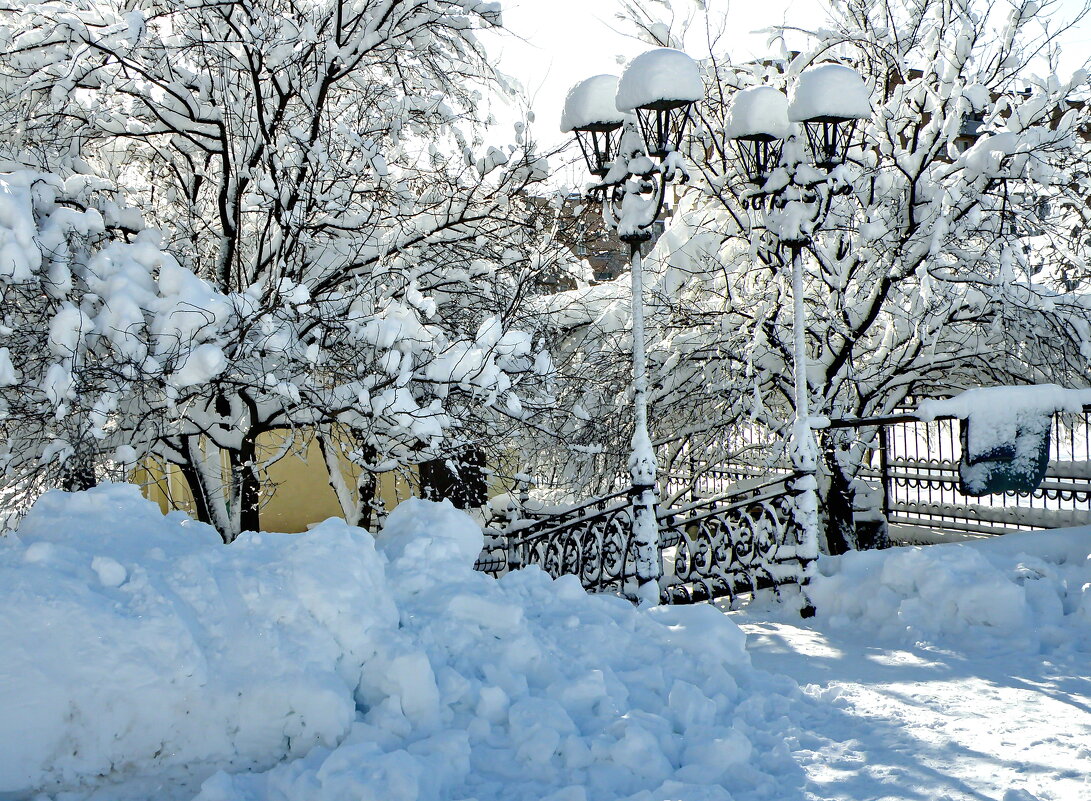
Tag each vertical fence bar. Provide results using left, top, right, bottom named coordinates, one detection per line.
left=879, top=424, right=892, bottom=524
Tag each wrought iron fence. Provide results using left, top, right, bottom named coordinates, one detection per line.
left=865, top=408, right=1091, bottom=537
left=655, top=406, right=1091, bottom=541
left=475, top=472, right=811, bottom=605
left=657, top=473, right=807, bottom=604
left=474, top=402, right=1091, bottom=604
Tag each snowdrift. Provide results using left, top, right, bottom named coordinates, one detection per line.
left=808, top=527, right=1091, bottom=653
left=0, top=485, right=803, bottom=801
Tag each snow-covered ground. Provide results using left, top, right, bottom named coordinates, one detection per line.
left=734, top=528, right=1091, bottom=801
left=1, top=485, right=1089, bottom=801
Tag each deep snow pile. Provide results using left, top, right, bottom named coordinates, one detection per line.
left=807, top=527, right=1091, bottom=654
left=0, top=485, right=803, bottom=801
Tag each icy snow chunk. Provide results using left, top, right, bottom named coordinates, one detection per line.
left=646, top=603, right=749, bottom=667
left=787, top=63, right=871, bottom=122
left=448, top=592, right=524, bottom=632
left=725, top=86, right=791, bottom=140
left=375, top=498, right=484, bottom=573
left=678, top=727, right=752, bottom=782
left=560, top=74, right=630, bottom=132
left=361, top=646, right=442, bottom=731
left=615, top=48, right=703, bottom=112
left=22, top=541, right=55, bottom=564
left=90, top=555, right=126, bottom=587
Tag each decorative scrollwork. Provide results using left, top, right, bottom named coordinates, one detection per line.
left=498, top=473, right=810, bottom=606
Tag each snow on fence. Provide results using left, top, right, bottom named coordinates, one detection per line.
left=656, top=401, right=1091, bottom=543
left=475, top=394, right=1091, bottom=605
left=868, top=407, right=1091, bottom=539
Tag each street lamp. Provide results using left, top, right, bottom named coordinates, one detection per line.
left=726, top=62, right=871, bottom=566
left=562, top=48, right=702, bottom=604
left=723, top=85, right=790, bottom=198
left=560, top=74, right=630, bottom=179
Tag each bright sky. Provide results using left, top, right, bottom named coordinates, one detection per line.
left=490, top=0, right=825, bottom=162
left=485, top=0, right=1091, bottom=184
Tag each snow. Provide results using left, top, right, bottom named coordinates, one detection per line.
left=560, top=75, right=629, bottom=132
left=724, top=86, right=791, bottom=140
left=614, top=48, right=703, bottom=112
left=2, top=486, right=1090, bottom=800
left=0, top=346, right=19, bottom=386
left=0, top=485, right=801, bottom=801
left=0, top=173, right=43, bottom=282
left=787, top=64, right=871, bottom=122
left=960, top=131, right=1024, bottom=177
left=170, top=342, right=229, bottom=387
left=807, top=526, right=1091, bottom=652
left=732, top=525, right=1091, bottom=801
left=917, top=385, right=1091, bottom=493
left=0, top=485, right=394, bottom=799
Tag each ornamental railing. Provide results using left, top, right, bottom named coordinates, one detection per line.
left=651, top=406, right=1091, bottom=542
left=862, top=408, right=1091, bottom=537
left=475, top=471, right=812, bottom=605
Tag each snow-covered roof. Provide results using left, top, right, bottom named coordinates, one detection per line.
left=787, top=63, right=871, bottom=122
left=615, top=48, right=703, bottom=112
left=560, top=75, right=630, bottom=133
left=725, top=86, right=791, bottom=140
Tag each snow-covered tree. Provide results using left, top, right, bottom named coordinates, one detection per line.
left=0, top=0, right=567, bottom=538
left=0, top=170, right=235, bottom=519
left=534, top=0, right=1091, bottom=551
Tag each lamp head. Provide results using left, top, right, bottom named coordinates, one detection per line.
left=787, top=64, right=870, bottom=169
left=725, top=85, right=790, bottom=185
left=562, top=74, right=630, bottom=177
left=616, top=49, right=702, bottom=159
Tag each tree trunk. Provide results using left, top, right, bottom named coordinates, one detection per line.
left=317, top=429, right=386, bottom=530
left=61, top=439, right=97, bottom=492
left=356, top=465, right=381, bottom=530
left=419, top=446, right=488, bottom=509
left=820, top=435, right=857, bottom=555
left=232, top=434, right=260, bottom=535
left=177, top=458, right=213, bottom=526
left=179, top=435, right=233, bottom=543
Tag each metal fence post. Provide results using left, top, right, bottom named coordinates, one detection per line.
left=878, top=424, right=892, bottom=525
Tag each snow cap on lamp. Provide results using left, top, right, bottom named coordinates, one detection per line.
left=562, top=75, right=631, bottom=178
left=726, top=86, right=791, bottom=140
left=616, top=48, right=702, bottom=160
left=561, top=74, right=631, bottom=133
left=787, top=63, right=870, bottom=123
left=615, top=48, right=703, bottom=112
left=787, top=63, right=870, bottom=170
left=725, top=86, right=791, bottom=186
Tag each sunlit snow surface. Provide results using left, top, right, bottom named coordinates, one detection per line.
left=735, top=528, right=1091, bottom=801
left=2, top=485, right=1089, bottom=801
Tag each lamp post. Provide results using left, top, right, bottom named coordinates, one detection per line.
left=562, top=49, right=702, bottom=604
left=726, top=63, right=871, bottom=568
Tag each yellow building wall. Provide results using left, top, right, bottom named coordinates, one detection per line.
left=137, top=433, right=414, bottom=534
